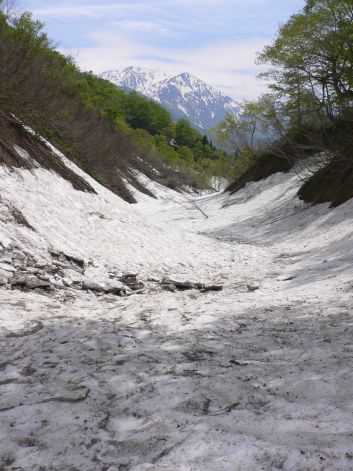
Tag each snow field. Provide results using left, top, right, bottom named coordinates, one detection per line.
left=1, top=155, right=353, bottom=469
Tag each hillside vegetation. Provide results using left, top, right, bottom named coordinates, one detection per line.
left=220, top=0, right=353, bottom=206
left=0, top=6, right=232, bottom=201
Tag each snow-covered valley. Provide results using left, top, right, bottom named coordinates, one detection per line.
left=1, top=152, right=353, bottom=470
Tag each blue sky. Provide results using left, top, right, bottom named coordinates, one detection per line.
left=17, top=0, right=305, bottom=99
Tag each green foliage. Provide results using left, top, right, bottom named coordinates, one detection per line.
left=212, top=102, right=265, bottom=156
left=175, top=119, right=200, bottom=147
left=258, top=0, right=353, bottom=129
left=123, top=91, right=173, bottom=135
left=212, top=114, right=248, bottom=155
left=229, top=148, right=254, bottom=179
left=225, top=0, right=353, bottom=198
left=0, top=10, right=236, bottom=192
left=11, top=12, right=49, bottom=48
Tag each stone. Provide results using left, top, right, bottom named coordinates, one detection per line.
left=161, top=277, right=223, bottom=292
left=105, top=280, right=126, bottom=295
left=147, top=277, right=160, bottom=283
left=62, top=277, right=73, bottom=287
left=119, top=273, right=144, bottom=291
left=82, top=279, right=126, bottom=295
left=35, top=261, right=48, bottom=269
left=0, top=257, right=13, bottom=264
left=22, top=267, right=40, bottom=275
left=0, top=269, right=12, bottom=286
left=201, top=284, right=223, bottom=292
left=11, top=275, right=52, bottom=290
left=82, top=280, right=106, bottom=292
left=0, top=262, right=16, bottom=273
left=61, top=269, right=84, bottom=284
left=12, top=258, right=25, bottom=267
left=11, top=250, right=26, bottom=260
left=121, top=272, right=138, bottom=279
left=163, top=277, right=191, bottom=288
left=162, top=283, right=176, bottom=292
left=162, top=277, right=203, bottom=290
left=247, top=283, right=260, bottom=292
left=36, top=273, right=52, bottom=283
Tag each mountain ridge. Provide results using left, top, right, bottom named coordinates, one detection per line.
left=100, top=66, right=240, bottom=132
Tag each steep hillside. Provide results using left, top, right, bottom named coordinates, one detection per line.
left=224, top=0, right=353, bottom=209
left=0, top=118, right=228, bottom=281
left=0, top=14, right=231, bottom=201
left=101, top=67, right=240, bottom=132
left=0, top=113, right=94, bottom=194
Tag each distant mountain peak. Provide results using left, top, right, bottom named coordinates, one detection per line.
left=100, top=67, right=240, bottom=132
left=176, top=72, right=196, bottom=81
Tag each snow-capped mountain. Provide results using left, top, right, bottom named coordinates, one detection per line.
left=101, top=66, right=240, bottom=132
left=102, top=67, right=168, bottom=96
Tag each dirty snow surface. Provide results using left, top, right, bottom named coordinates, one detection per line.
left=1, top=160, right=353, bottom=471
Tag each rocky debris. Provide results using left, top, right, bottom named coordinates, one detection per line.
left=82, top=279, right=126, bottom=295
left=0, top=262, right=16, bottom=272
left=201, top=284, right=223, bottom=292
left=0, top=245, right=83, bottom=292
left=60, top=268, right=84, bottom=284
left=50, top=251, right=85, bottom=270
left=0, top=245, right=223, bottom=297
left=147, top=276, right=160, bottom=283
left=162, top=277, right=204, bottom=290
left=11, top=275, right=53, bottom=290
left=0, top=257, right=13, bottom=264
left=11, top=249, right=26, bottom=260
left=0, top=268, right=13, bottom=286
left=62, top=277, right=74, bottom=287
left=12, top=258, right=26, bottom=267
left=162, top=283, right=176, bottom=292
left=162, top=277, right=223, bottom=292
left=247, top=283, right=260, bottom=292
left=120, top=273, right=144, bottom=291
left=81, top=280, right=107, bottom=292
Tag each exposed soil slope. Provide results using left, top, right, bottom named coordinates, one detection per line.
left=0, top=113, right=95, bottom=193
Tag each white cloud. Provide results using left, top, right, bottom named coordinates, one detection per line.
left=29, top=0, right=288, bottom=99
left=113, top=20, right=170, bottom=35
left=32, top=2, right=146, bottom=18
left=67, top=32, right=269, bottom=99
left=32, top=0, right=270, bottom=19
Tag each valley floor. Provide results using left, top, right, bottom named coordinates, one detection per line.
left=1, top=167, right=353, bottom=470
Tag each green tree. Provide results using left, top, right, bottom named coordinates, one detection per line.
left=258, top=0, right=353, bottom=126
left=0, top=0, right=17, bottom=17
left=212, top=112, right=256, bottom=156
left=175, top=119, right=200, bottom=147
left=124, top=91, right=172, bottom=135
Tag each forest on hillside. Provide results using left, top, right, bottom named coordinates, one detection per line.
left=0, top=1, right=233, bottom=201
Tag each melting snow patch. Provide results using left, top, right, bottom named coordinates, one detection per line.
left=13, top=145, right=39, bottom=168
